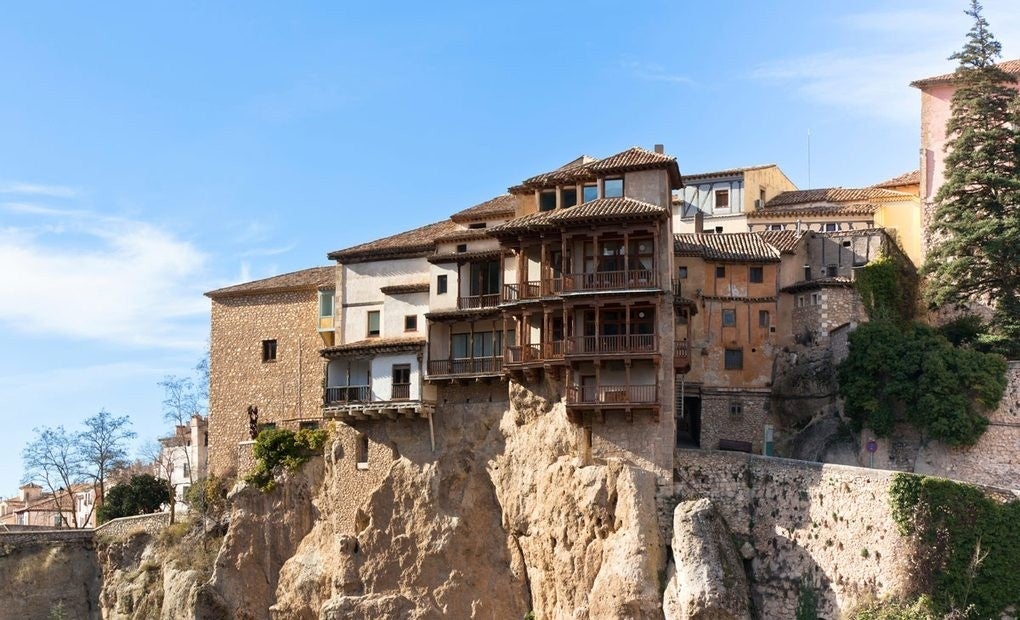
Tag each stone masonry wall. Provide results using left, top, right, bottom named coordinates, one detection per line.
left=699, top=389, right=770, bottom=452
left=209, top=289, right=327, bottom=477
left=93, top=512, right=170, bottom=540
left=674, top=449, right=912, bottom=619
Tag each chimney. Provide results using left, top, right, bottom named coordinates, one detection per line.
left=694, top=211, right=704, bottom=234
left=654, top=144, right=664, bottom=154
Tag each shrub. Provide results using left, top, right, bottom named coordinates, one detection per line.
left=98, top=474, right=171, bottom=523
left=245, top=428, right=329, bottom=492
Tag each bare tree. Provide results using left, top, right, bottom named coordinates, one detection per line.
left=22, top=426, right=84, bottom=528
left=79, top=410, right=135, bottom=520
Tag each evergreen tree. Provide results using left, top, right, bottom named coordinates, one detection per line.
left=923, top=1, right=1020, bottom=353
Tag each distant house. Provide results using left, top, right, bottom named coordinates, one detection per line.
left=673, top=164, right=797, bottom=234
left=0, top=482, right=98, bottom=529
left=157, top=414, right=209, bottom=513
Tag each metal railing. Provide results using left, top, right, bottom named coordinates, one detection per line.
left=427, top=357, right=504, bottom=376
left=457, top=293, right=501, bottom=309
left=325, top=385, right=371, bottom=404
left=675, top=341, right=691, bottom=361
left=567, top=334, right=657, bottom=355
left=563, top=270, right=658, bottom=292
left=565, top=384, right=658, bottom=404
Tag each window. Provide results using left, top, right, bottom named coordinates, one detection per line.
left=824, top=222, right=839, bottom=232
left=811, top=292, right=822, bottom=305
left=722, top=309, right=737, bottom=327
left=367, top=310, right=380, bottom=337
left=469, top=259, right=501, bottom=296
left=730, top=402, right=743, bottom=416
left=715, top=226, right=724, bottom=233
left=767, top=224, right=784, bottom=231
left=715, top=265, right=725, bottom=278
left=714, top=189, right=730, bottom=212
left=826, top=264, right=838, bottom=278
left=318, top=291, right=333, bottom=319
left=678, top=266, right=688, bottom=279
left=539, top=190, right=557, bottom=211
left=604, top=178, right=624, bottom=198
left=797, top=295, right=806, bottom=308
left=456, top=244, right=468, bottom=253
left=582, top=183, right=598, bottom=203
left=356, top=434, right=369, bottom=469
left=437, top=275, right=448, bottom=294
left=561, top=187, right=578, bottom=208
left=759, top=310, right=770, bottom=328
left=404, top=315, right=417, bottom=331
left=724, top=348, right=743, bottom=370
left=299, top=421, right=319, bottom=430
left=452, top=333, right=469, bottom=359
left=261, top=339, right=277, bottom=362
left=842, top=241, right=852, bottom=248
left=392, top=364, right=411, bottom=400
left=749, top=266, right=764, bottom=283
left=182, top=462, right=190, bottom=478
left=54, top=514, right=62, bottom=527
left=468, top=222, right=486, bottom=229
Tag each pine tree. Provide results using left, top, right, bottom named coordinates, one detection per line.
left=923, top=0, right=1020, bottom=353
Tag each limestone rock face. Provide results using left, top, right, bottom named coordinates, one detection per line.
left=663, top=498, right=750, bottom=620
left=491, top=380, right=666, bottom=619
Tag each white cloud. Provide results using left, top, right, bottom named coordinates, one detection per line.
left=0, top=209, right=210, bottom=349
left=751, top=0, right=1020, bottom=124
left=0, top=182, right=80, bottom=199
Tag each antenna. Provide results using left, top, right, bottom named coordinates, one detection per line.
left=807, top=129, right=812, bottom=189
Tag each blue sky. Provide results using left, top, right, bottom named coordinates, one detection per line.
left=1, top=1, right=1018, bottom=495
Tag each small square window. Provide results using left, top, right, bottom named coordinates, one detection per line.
left=456, top=244, right=468, bottom=253
left=678, top=266, right=688, bottom=279
left=824, top=223, right=839, bottom=232
left=797, top=295, right=806, bottom=308
left=714, top=189, right=729, bottom=211
left=826, top=264, right=838, bottom=277
left=767, top=224, right=784, bottom=231
left=842, top=240, right=852, bottom=248
left=716, top=266, right=726, bottom=278
left=722, top=309, right=736, bottom=327
left=405, top=315, right=417, bottom=331
left=724, top=348, right=743, bottom=370
left=604, top=178, right=624, bottom=198
left=561, top=187, right=578, bottom=208
left=749, top=266, right=764, bottom=283
left=729, top=402, right=743, bottom=416
left=299, top=421, right=319, bottom=430
left=437, top=275, right=448, bottom=294
left=539, top=190, right=556, bottom=211
left=759, top=310, right=770, bottom=328
left=367, top=311, right=381, bottom=337
left=811, top=292, right=822, bottom=305
left=582, top=183, right=598, bottom=203
left=261, top=339, right=277, bottom=362
left=318, top=291, right=333, bottom=319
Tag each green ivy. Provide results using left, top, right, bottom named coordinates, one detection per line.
left=245, top=427, right=329, bottom=492
left=837, top=321, right=1006, bottom=445
left=888, top=473, right=1020, bottom=618
left=854, top=254, right=917, bottom=324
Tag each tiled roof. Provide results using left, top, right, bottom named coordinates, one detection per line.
left=674, top=232, right=785, bottom=262
left=781, top=277, right=854, bottom=294
left=206, top=266, right=334, bottom=298
left=758, top=230, right=801, bottom=253
left=327, top=220, right=459, bottom=263
left=911, top=59, right=1020, bottom=87
left=765, top=187, right=911, bottom=207
left=434, top=228, right=494, bottom=243
left=680, top=164, right=777, bottom=183
left=487, top=209, right=556, bottom=236
left=872, top=170, right=920, bottom=189
left=545, top=198, right=668, bottom=224
left=450, top=194, right=517, bottom=223
left=425, top=307, right=501, bottom=322
left=427, top=249, right=502, bottom=264
left=747, top=203, right=878, bottom=219
left=379, top=283, right=429, bottom=295
left=513, top=147, right=682, bottom=191
left=321, top=337, right=426, bottom=359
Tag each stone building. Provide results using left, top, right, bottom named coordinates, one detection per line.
left=156, top=414, right=208, bottom=513
left=206, top=266, right=335, bottom=477
left=673, top=164, right=797, bottom=234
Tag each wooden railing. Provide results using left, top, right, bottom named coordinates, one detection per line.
left=563, top=270, right=658, bottom=292
left=565, top=384, right=658, bottom=405
left=391, top=383, right=410, bottom=400
left=325, top=385, right=371, bottom=404
left=502, top=281, right=543, bottom=302
left=567, top=334, right=657, bottom=355
left=427, top=357, right=503, bottom=376
left=505, top=342, right=564, bottom=364
left=457, top=293, right=501, bottom=309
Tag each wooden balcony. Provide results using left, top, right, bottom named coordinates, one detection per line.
left=675, top=341, right=691, bottom=372
left=565, top=384, right=658, bottom=407
left=426, top=356, right=504, bottom=378
left=391, top=383, right=410, bottom=400
left=323, top=385, right=433, bottom=422
left=457, top=293, right=501, bottom=310
left=505, top=342, right=565, bottom=366
left=502, top=281, right=543, bottom=302
left=566, top=334, right=658, bottom=357
left=324, top=385, right=371, bottom=404
left=562, top=270, right=659, bottom=293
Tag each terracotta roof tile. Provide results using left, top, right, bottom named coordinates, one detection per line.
left=487, top=209, right=557, bottom=235
left=680, top=164, right=777, bottom=183
left=321, top=337, right=425, bottom=358
left=911, top=59, right=1020, bottom=88
left=872, top=170, right=920, bottom=189
left=206, top=266, right=334, bottom=298
left=379, top=283, right=429, bottom=295
left=765, top=187, right=910, bottom=207
left=747, top=203, right=879, bottom=219
left=674, top=232, right=786, bottom=262
left=545, top=197, right=667, bottom=224
left=427, top=249, right=502, bottom=264
left=434, top=228, right=494, bottom=243
left=758, top=230, right=801, bottom=253
left=450, top=194, right=517, bottom=223
left=514, top=147, right=681, bottom=191
left=327, top=220, right=459, bottom=263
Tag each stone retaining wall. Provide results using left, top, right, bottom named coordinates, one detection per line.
left=0, top=528, right=95, bottom=547
left=94, top=512, right=170, bottom=540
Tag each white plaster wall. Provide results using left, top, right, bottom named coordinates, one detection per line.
left=342, top=257, right=430, bottom=342
left=383, top=291, right=427, bottom=337
left=429, top=262, right=459, bottom=310
left=370, top=352, right=421, bottom=401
